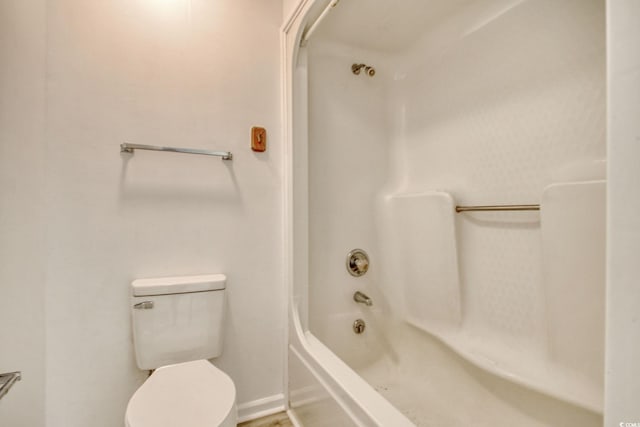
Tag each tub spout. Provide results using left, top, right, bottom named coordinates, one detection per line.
left=353, top=291, right=372, bottom=306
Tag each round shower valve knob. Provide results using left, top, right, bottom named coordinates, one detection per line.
left=346, top=249, right=369, bottom=277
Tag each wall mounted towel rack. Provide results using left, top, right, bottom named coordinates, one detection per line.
left=120, top=143, right=233, bottom=161
left=455, top=204, right=540, bottom=213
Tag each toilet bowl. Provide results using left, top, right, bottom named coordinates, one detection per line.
left=125, top=360, right=237, bottom=427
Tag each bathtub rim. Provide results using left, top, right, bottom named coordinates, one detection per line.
left=288, top=301, right=416, bottom=427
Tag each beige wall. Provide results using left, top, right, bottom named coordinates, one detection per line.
left=0, top=1, right=47, bottom=426
left=283, top=0, right=301, bottom=21
left=1, top=1, right=285, bottom=425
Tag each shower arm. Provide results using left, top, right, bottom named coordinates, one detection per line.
left=300, top=0, right=341, bottom=46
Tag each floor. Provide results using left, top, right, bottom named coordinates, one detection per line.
left=238, top=411, right=293, bottom=427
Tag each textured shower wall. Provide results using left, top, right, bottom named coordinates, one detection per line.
left=391, top=0, right=605, bottom=358
left=306, top=40, right=391, bottom=361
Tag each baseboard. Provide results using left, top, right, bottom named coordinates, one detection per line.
left=287, top=408, right=304, bottom=427
left=237, top=393, right=286, bottom=423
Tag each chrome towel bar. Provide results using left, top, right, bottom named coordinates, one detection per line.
left=0, top=371, right=22, bottom=401
left=120, top=143, right=232, bottom=161
left=455, top=204, right=540, bottom=213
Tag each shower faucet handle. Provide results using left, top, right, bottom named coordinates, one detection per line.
left=346, top=249, right=369, bottom=277
left=354, top=257, right=368, bottom=271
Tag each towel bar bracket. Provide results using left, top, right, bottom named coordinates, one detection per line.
left=0, top=371, right=22, bottom=401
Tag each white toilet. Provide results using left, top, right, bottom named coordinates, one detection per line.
left=125, top=274, right=237, bottom=427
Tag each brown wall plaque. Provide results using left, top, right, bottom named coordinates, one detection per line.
left=251, top=127, right=267, bottom=152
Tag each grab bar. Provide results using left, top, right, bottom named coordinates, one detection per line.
left=0, top=371, right=22, bottom=400
left=120, top=143, right=233, bottom=161
left=456, top=204, right=540, bottom=213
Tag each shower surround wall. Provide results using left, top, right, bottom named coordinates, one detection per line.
left=305, top=0, right=605, bottom=418
left=2, top=1, right=285, bottom=426
left=307, top=41, right=391, bottom=354
left=389, top=0, right=605, bottom=383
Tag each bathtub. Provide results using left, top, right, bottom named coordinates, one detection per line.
left=287, top=301, right=602, bottom=427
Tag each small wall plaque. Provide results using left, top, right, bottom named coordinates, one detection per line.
left=251, top=127, right=267, bottom=152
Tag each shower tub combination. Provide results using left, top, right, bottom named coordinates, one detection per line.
left=283, top=0, right=606, bottom=426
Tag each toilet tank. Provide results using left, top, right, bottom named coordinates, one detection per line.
left=131, top=274, right=226, bottom=370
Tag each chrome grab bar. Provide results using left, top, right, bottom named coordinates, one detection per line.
left=455, top=204, right=540, bottom=213
left=120, top=143, right=233, bottom=161
left=0, top=371, right=22, bottom=400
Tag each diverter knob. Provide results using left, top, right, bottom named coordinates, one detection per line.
left=346, top=249, right=369, bottom=277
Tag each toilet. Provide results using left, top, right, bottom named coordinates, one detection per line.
left=125, top=274, right=237, bottom=427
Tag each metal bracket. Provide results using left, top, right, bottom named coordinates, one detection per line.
left=133, top=301, right=154, bottom=310
left=0, top=371, right=22, bottom=400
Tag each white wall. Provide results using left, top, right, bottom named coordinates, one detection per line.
left=3, top=0, right=285, bottom=426
left=0, top=2, right=47, bottom=426
left=605, top=0, right=640, bottom=424
left=44, top=1, right=284, bottom=425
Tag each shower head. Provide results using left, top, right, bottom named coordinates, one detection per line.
left=352, top=63, right=375, bottom=77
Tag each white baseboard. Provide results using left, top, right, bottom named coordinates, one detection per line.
left=287, top=408, right=304, bottom=427
left=237, top=393, right=286, bottom=423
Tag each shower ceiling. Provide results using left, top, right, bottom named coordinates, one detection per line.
left=312, top=0, right=474, bottom=52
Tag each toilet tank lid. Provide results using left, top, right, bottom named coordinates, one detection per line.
left=132, top=274, right=226, bottom=296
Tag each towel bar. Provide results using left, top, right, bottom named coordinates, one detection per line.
left=120, top=143, right=232, bottom=161
left=455, top=204, right=540, bottom=213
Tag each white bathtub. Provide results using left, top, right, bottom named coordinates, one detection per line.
left=287, top=301, right=602, bottom=427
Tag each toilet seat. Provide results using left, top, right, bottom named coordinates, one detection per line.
left=125, top=360, right=237, bottom=427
